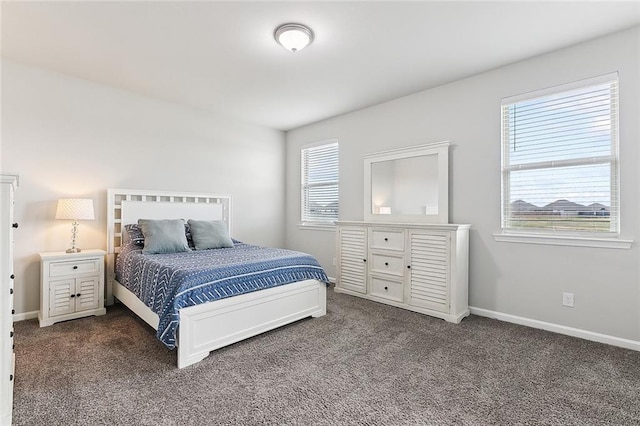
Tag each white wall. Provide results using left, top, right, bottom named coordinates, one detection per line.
left=286, top=27, right=640, bottom=341
left=1, top=60, right=286, bottom=315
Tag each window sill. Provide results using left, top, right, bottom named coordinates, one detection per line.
left=493, top=232, right=633, bottom=249
left=297, top=223, right=337, bottom=231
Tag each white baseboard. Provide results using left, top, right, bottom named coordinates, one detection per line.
left=470, top=306, right=640, bottom=352
left=13, top=310, right=39, bottom=322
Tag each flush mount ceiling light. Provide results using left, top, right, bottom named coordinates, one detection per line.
left=274, top=23, right=314, bottom=53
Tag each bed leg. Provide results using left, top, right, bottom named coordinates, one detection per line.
left=177, top=348, right=209, bottom=369
left=312, top=283, right=327, bottom=318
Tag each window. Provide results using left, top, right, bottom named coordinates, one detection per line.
left=501, top=73, right=619, bottom=237
left=301, top=140, right=339, bottom=225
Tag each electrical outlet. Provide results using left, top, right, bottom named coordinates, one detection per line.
left=562, top=292, right=574, bottom=307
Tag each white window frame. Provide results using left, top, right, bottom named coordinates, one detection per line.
left=299, top=139, right=339, bottom=230
left=494, top=73, right=632, bottom=249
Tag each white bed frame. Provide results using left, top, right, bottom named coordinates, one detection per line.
left=106, top=188, right=327, bottom=368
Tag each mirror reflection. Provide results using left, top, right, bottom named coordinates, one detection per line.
left=371, top=154, right=439, bottom=216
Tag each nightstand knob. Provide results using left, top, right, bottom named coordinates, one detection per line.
left=12, top=223, right=18, bottom=228
left=10, top=274, right=14, bottom=279
left=70, top=294, right=75, bottom=298
left=9, top=289, right=13, bottom=294
left=73, top=266, right=78, bottom=270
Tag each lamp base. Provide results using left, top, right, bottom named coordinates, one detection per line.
left=66, top=248, right=82, bottom=253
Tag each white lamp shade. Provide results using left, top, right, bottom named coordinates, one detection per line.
left=55, top=198, right=95, bottom=220
left=274, top=23, right=313, bottom=52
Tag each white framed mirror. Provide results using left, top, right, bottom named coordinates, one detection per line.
left=364, top=141, right=450, bottom=223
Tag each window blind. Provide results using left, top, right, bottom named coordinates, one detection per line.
left=301, top=141, right=339, bottom=223
left=501, top=74, right=619, bottom=234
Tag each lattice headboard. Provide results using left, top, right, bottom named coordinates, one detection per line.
left=105, top=188, right=232, bottom=305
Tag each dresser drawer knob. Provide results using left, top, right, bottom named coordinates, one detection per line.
left=384, top=237, right=388, bottom=241
left=70, top=294, right=75, bottom=298
left=73, top=266, right=78, bottom=270
left=363, top=259, right=367, bottom=262
left=76, top=293, right=82, bottom=297
left=9, top=288, right=13, bottom=294
left=10, top=274, right=14, bottom=280
left=9, top=374, right=13, bottom=381
left=9, top=331, right=13, bottom=338
left=407, top=265, right=411, bottom=269
left=384, top=286, right=388, bottom=291
left=12, top=223, right=18, bottom=228
left=384, top=262, right=389, bottom=266
left=11, top=309, right=15, bottom=315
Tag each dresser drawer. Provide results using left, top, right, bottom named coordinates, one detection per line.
left=370, top=277, right=404, bottom=303
left=49, top=259, right=100, bottom=277
left=370, top=229, right=404, bottom=251
left=370, top=252, right=404, bottom=276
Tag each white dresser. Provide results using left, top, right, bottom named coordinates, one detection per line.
left=0, top=174, right=18, bottom=425
left=336, top=221, right=470, bottom=323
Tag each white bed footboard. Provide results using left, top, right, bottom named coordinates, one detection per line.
left=113, top=279, right=326, bottom=368
left=178, top=279, right=326, bottom=368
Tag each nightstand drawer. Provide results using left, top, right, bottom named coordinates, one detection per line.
left=49, top=259, right=100, bottom=277
left=370, top=276, right=404, bottom=302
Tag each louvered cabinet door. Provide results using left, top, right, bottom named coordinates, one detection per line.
left=75, top=277, right=100, bottom=312
left=337, top=226, right=367, bottom=294
left=407, top=231, right=450, bottom=313
left=49, top=279, right=75, bottom=317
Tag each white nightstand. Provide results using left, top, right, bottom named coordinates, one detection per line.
left=38, top=249, right=107, bottom=327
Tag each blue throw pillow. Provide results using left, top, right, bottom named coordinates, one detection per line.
left=138, top=219, right=191, bottom=254
left=123, top=224, right=145, bottom=246
left=187, top=219, right=234, bottom=250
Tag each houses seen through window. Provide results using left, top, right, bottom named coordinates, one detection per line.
left=501, top=73, right=619, bottom=235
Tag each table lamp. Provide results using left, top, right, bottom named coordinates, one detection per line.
left=55, top=198, right=95, bottom=253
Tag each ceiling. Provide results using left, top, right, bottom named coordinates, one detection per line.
left=2, top=1, right=639, bottom=131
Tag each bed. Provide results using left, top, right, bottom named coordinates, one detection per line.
left=106, top=188, right=328, bottom=368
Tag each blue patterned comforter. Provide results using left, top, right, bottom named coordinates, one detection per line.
left=116, top=241, right=329, bottom=349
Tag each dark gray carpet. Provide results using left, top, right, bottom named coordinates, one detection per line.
left=12, top=287, right=640, bottom=425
